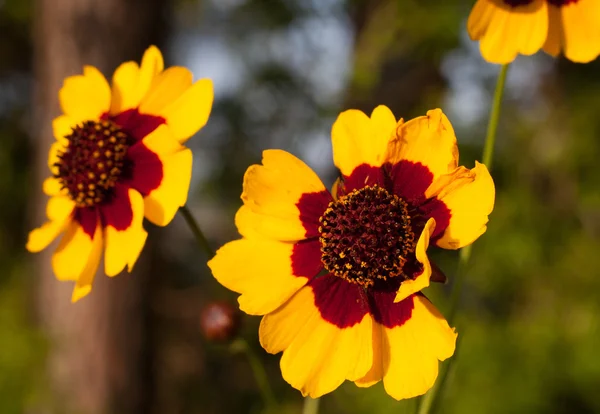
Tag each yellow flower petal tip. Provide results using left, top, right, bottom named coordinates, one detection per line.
left=29, top=45, right=214, bottom=302
left=468, top=0, right=600, bottom=64
left=210, top=106, right=490, bottom=400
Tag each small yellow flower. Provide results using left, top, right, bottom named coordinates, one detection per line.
left=27, top=46, right=214, bottom=302
left=209, top=106, right=495, bottom=400
left=468, top=0, right=600, bottom=64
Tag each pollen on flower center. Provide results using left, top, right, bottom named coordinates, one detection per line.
left=55, top=120, right=132, bottom=207
left=318, top=185, right=417, bottom=288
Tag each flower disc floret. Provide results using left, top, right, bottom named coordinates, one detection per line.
left=55, top=120, right=131, bottom=207
left=318, top=185, right=416, bottom=288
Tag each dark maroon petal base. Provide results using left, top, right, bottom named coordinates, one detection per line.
left=291, top=239, right=323, bottom=279
left=296, top=190, right=333, bottom=239
left=125, top=141, right=164, bottom=196
left=105, top=109, right=165, bottom=142
left=419, top=197, right=451, bottom=242
left=73, top=207, right=99, bottom=238
left=337, top=161, right=436, bottom=204
left=337, top=164, right=389, bottom=196
left=388, top=161, right=432, bottom=204
left=310, top=275, right=416, bottom=329
left=367, top=289, right=415, bottom=327
left=311, top=276, right=369, bottom=328
left=99, top=184, right=134, bottom=230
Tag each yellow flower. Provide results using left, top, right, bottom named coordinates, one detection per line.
left=27, top=46, right=214, bottom=302
left=468, top=0, right=600, bottom=64
left=209, top=106, right=495, bottom=399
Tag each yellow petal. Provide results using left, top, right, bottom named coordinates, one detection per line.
left=208, top=238, right=309, bottom=315
left=26, top=196, right=75, bottom=253
left=43, top=177, right=65, bottom=196
left=52, top=115, right=75, bottom=146
left=143, top=149, right=192, bottom=226
left=104, top=188, right=148, bottom=276
left=427, top=162, right=495, bottom=250
left=48, top=142, right=65, bottom=175
left=158, top=79, right=214, bottom=143
left=381, top=296, right=456, bottom=400
left=331, top=177, right=342, bottom=200
left=71, top=221, right=103, bottom=303
left=52, top=213, right=100, bottom=281
left=559, top=1, right=600, bottom=63
left=467, top=0, right=497, bottom=41
left=354, top=321, right=385, bottom=388
left=468, top=0, right=548, bottom=64
left=110, top=46, right=165, bottom=114
left=109, top=61, right=140, bottom=114
left=129, top=124, right=192, bottom=226
left=385, top=109, right=458, bottom=183
left=59, top=66, right=111, bottom=123
left=332, top=105, right=397, bottom=176
left=237, top=149, right=328, bottom=242
left=138, top=67, right=193, bottom=115
left=259, top=285, right=373, bottom=398
left=136, top=123, right=182, bottom=155
left=138, top=45, right=165, bottom=93
left=543, top=5, right=562, bottom=57
left=394, top=218, right=435, bottom=303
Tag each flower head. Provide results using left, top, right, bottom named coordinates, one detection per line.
left=27, top=46, right=214, bottom=302
left=468, top=0, right=600, bottom=63
left=209, top=106, right=495, bottom=399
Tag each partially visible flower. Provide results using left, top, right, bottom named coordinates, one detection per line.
left=27, top=46, right=213, bottom=302
left=468, top=0, right=600, bottom=64
left=209, top=107, right=495, bottom=400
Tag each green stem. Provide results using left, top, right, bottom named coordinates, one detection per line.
left=231, top=338, right=277, bottom=409
left=481, top=63, right=509, bottom=169
left=302, top=397, right=320, bottom=414
left=416, top=63, right=509, bottom=414
left=179, top=205, right=214, bottom=259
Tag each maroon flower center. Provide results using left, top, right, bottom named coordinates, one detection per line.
left=55, top=120, right=132, bottom=207
left=502, top=0, right=577, bottom=6
left=318, top=185, right=416, bottom=288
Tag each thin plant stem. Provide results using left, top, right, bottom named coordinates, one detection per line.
left=416, top=63, right=510, bottom=414
left=231, top=338, right=277, bottom=409
left=179, top=205, right=214, bottom=259
left=302, top=397, right=320, bottom=414
left=482, top=63, right=509, bottom=169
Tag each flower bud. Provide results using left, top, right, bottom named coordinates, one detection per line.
left=200, top=301, right=241, bottom=342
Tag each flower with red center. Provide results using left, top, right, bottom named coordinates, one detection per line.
left=208, top=106, right=495, bottom=399
left=27, top=46, right=214, bottom=302
left=468, top=0, right=600, bottom=63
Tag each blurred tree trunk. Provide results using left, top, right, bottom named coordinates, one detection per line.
left=32, top=0, right=168, bottom=413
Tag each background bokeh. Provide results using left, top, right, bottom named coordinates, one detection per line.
left=1, top=0, right=600, bottom=413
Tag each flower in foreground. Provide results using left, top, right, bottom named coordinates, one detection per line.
left=27, top=46, right=213, bottom=302
left=468, top=0, right=600, bottom=64
left=209, top=107, right=495, bottom=399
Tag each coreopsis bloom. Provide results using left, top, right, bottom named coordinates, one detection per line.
left=209, top=107, right=495, bottom=399
left=468, top=0, right=600, bottom=64
left=27, top=46, right=213, bottom=302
